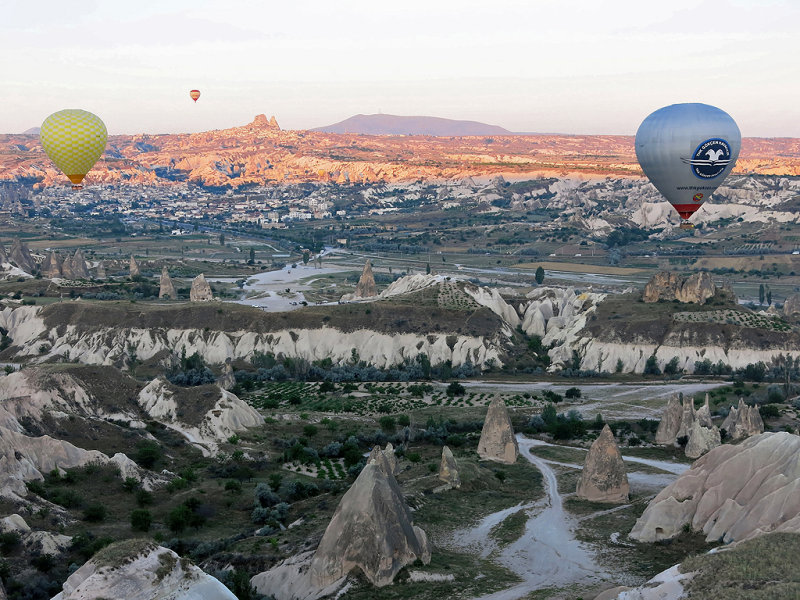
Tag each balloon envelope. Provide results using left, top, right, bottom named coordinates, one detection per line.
left=40, top=109, right=107, bottom=187
left=635, top=103, right=740, bottom=221
left=190, top=89, right=201, bottom=102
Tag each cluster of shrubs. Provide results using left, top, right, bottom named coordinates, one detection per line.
left=525, top=405, right=586, bottom=440
left=166, top=349, right=215, bottom=387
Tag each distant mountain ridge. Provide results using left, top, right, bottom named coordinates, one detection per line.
left=311, top=114, right=512, bottom=136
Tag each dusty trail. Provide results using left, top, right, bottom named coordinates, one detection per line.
left=461, top=436, right=611, bottom=600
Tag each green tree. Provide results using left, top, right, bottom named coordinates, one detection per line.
left=426, top=262, right=431, bottom=275
left=302, top=251, right=310, bottom=265
left=535, top=266, right=545, bottom=285
left=219, top=233, right=225, bottom=246
left=248, top=247, right=255, bottom=264
left=759, top=283, right=766, bottom=305
left=130, top=509, right=152, bottom=532
left=446, top=381, right=466, bottom=396
left=644, top=355, right=661, bottom=375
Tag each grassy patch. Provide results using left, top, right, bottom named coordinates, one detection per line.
left=488, top=508, right=528, bottom=547
left=682, top=532, right=800, bottom=599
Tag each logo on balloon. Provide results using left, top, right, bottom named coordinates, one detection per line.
left=681, top=138, right=732, bottom=179
left=693, top=193, right=703, bottom=202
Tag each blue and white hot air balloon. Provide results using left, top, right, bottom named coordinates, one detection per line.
left=635, top=103, right=741, bottom=227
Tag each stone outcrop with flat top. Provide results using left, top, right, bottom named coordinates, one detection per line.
left=630, top=432, right=800, bottom=544
left=721, top=398, right=764, bottom=440
left=159, top=267, right=177, bottom=299
left=478, top=398, right=518, bottom=464
left=354, top=259, right=377, bottom=298
left=438, top=445, right=461, bottom=488
left=190, top=273, right=213, bottom=302
left=642, top=271, right=715, bottom=304
left=576, top=425, right=629, bottom=503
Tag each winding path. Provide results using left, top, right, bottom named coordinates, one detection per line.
left=460, top=436, right=611, bottom=600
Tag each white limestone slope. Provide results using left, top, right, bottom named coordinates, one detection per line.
left=0, top=304, right=502, bottom=370
left=51, top=541, right=236, bottom=600
left=137, top=377, right=264, bottom=456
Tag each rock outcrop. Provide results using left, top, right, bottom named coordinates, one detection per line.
left=0, top=243, right=7, bottom=265
left=218, top=358, right=236, bottom=390
left=354, top=260, right=377, bottom=298
left=159, top=266, right=177, bottom=299
left=129, top=255, right=140, bottom=278
left=253, top=462, right=431, bottom=598
left=654, top=394, right=719, bottom=458
left=478, top=398, right=518, bottom=464
left=52, top=539, right=236, bottom=600
left=684, top=418, right=722, bottom=459
left=41, top=251, right=63, bottom=278
left=438, top=446, right=460, bottom=488
left=784, top=293, right=800, bottom=318
left=642, top=271, right=715, bottom=304
left=68, top=249, right=90, bottom=279
left=576, top=425, right=629, bottom=503
left=721, top=398, right=764, bottom=440
left=630, top=432, right=800, bottom=543
left=190, top=273, right=213, bottom=301
left=137, top=377, right=263, bottom=456
left=95, top=261, right=106, bottom=279
left=367, top=443, right=398, bottom=476
left=8, top=238, right=34, bottom=273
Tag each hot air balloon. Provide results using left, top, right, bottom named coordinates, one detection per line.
left=190, top=89, right=201, bottom=102
left=40, top=109, right=108, bottom=190
left=635, top=103, right=740, bottom=228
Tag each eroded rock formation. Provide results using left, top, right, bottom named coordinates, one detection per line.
left=642, top=271, right=715, bottom=304
left=8, top=238, right=34, bottom=273
left=218, top=358, right=236, bottom=390
left=367, top=443, right=398, bottom=476
left=630, top=432, right=800, bottom=543
left=253, top=462, right=431, bottom=598
left=438, top=446, right=461, bottom=488
left=354, top=260, right=377, bottom=298
left=0, top=242, right=7, bottom=265
left=655, top=394, right=720, bottom=458
left=67, top=249, right=90, bottom=279
left=784, top=294, right=800, bottom=319
left=129, top=255, right=140, bottom=278
left=159, top=267, right=177, bottom=299
left=721, top=398, right=764, bottom=440
left=576, top=425, right=629, bottom=503
left=478, top=398, right=518, bottom=464
left=95, top=261, right=106, bottom=279
left=190, top=273, right=213, bottom=301
left=52, top=539, right=236, bottom=600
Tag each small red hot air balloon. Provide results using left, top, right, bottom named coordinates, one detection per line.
left=189, top=89, right=201, bottom=103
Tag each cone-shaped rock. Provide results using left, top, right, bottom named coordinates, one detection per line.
left=367, top=443, right=398, bottom=476
left=696, top=393, right=713, bottom=428
left=95, top=261, right=106, bottom=279
left=69, top=249, right=90, bottom=279
left=129, top=255, right=140, bottom=278
left=190, top=273, right=213, bottom=302
left=308, top=462, right=431, bottom=588
left=721, top=398, right=764, bottom=441
left=675, top=395, right=696, bottom=440
left=576, top=425, right=629, bottom=503
left=218, top=358, right=236, bottom=391
left=354, top=259, right=377, bottom=298
left=0, top=579, right=5, bottom=600
left=41, top=251, right=63, bottom=278
left=438, top=445, right=461, bottom=488
left=654, top=395, right=682, bottom=445
left=685, top=419, right=721, bottom=459
left=478, top=398, right=518, bottom=464
left=0, top=243, right=7, bottom=265
left=8, top=238, right=34, bottom=273
left=159, top=267, right=177, bottom=299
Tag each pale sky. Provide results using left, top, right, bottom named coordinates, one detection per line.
left=2, top=0, right=798, bottom=136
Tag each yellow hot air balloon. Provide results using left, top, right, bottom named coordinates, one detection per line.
left=40, top=109, right=107, bottom=189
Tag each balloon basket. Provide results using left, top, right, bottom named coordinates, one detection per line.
left=679, top=222, right=694, bottom=230
left=71, top=184, right=83, bottom=191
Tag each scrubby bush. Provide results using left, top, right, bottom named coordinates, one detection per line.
left=130, top=509, right=152, bottom=532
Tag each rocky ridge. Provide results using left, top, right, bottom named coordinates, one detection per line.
left=642, top=271, right=715, bottom=304
left=720, top=397, right=764, bottom=440
left=654, top=394, right=720, bottom=458
left=51, top=539, right=236, bottom=599
left=630, top=432, right=800, bottom=543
